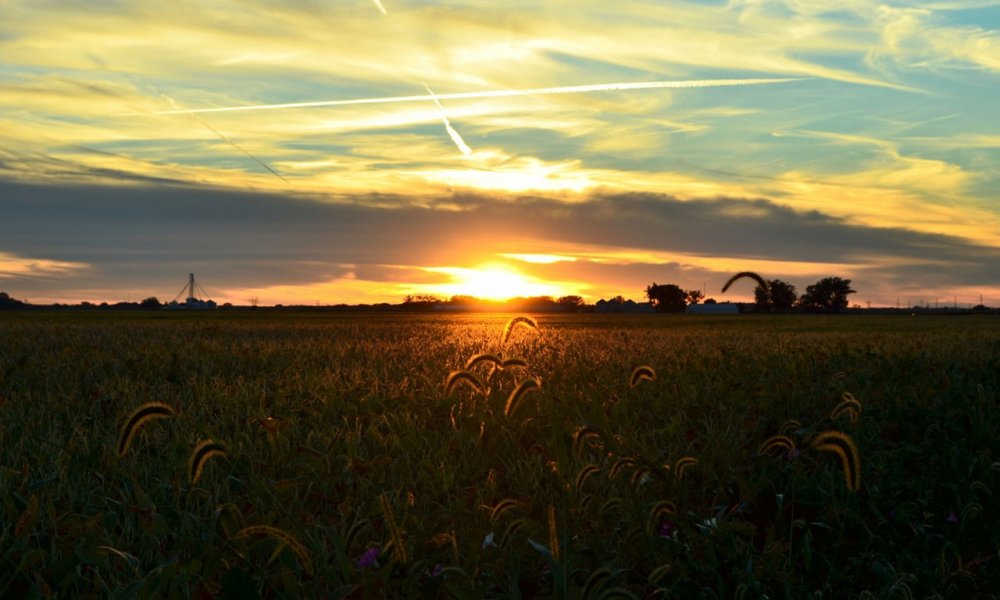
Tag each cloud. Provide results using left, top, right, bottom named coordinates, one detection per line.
left=0, top=251, right=89, bottom=279
left=1, top=178, right=997, bottom=305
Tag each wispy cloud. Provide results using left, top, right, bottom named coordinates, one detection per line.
left=0, top=251, right=89, bottom=279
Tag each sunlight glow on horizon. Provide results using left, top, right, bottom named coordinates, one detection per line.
left=419, top=264, right=574, bottom=301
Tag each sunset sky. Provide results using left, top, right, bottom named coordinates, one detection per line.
left=1, top=0, right=998, bottom=306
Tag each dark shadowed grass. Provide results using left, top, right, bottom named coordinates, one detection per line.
left=0, top=311, right=998, bottom=597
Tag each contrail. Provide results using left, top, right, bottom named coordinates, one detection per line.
left=161, top=94, right=289, bottom=184
left=128, top=78, right=804, bottom=116
left=423, top=83, right=472, bottom=156
left=188, top=112, right=290, bottom=183
left=371, top=0, right=387, bottom=15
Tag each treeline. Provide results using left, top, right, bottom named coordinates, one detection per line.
left=400, top=294, right=587, bottom=312
left=646, top=275, right=859, bottom=313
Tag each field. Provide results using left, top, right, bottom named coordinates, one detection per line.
left=1, top=312, right=999, bottom=598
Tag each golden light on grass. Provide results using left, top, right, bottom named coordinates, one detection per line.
left=811, top=430, right=861, bottom=492
left=236, top=525, right=314, bottom=575
left=117, top=402, right=176, bottom=457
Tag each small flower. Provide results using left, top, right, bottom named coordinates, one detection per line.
left=431, top=563, right=444, bottom=577
left=482, top=532, right=497, bottom=549
left=946, top=511, right=958, bottom=524
left=785, top=448, right=801, bottom=461
left=659, top=520, right=677, bottom=539
left=357, top=547, right=380, bottom=569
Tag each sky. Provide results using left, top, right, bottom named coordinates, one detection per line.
left=1, top=0, right=998, bottom=307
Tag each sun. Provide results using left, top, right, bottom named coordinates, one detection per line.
left=423, top=264, right=568, bottom=301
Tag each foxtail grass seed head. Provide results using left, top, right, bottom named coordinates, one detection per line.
left=236, top=525, right=314, bottom=575
left=379, top=494, right=408, bottom=564
left=117, top=402, right=176, bottom=457
left=489, top=498, right=520, bottom=523
left=674, top=456, right=698, bottom=480
left=504, top=378, right=540, bottom=418
left=629, top=365, right=657, bottom=388
left=582, top=567, right=613, bottom=600
left=573, top=426, right=603, bottom=459
left=721, top=271, right=768, bottom=294
left=608, top=457, right=636, bottom=480
left=758, top=435, right=796, bottom=456
left=811, top=430, right=861, bottom=492
left=188, top=439, right=227, bottom=483
left=779, top=419, right=802, bottom=436
left=501, top=316, right=538, bottom=345
left=831, top=392, right=862, bottom=424
left=501, top=517, right=530, bottom=546
left=15, top=494, right=39, bottom=537
left=501, top=357, right=529, bottom=369
left=631, top=466, right=656, bottom=487
left=648, top=500, right=678, bottom=534
left=445, top=370, right=488, bottom=397
left=547, top=505, right=560, bottom=561
left=576, top=464, right=601, bottom=492
left=464, top=353, right=503, bottom=371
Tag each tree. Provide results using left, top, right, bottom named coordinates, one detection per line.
left=139, top=296, right=161, bottom=309
left=754, top=279, right=797, bottom=311
left=645, top=283, right=687, bottom=313
left=557, top=295, right=585, bottom=311
left=686, top=289, right=705, bottom=305
left=799, top=277, right=856, bottom=313
left=0, top=292, right=26, bottom=309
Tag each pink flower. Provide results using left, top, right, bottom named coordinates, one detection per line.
left=659, top=520, right=677, bottom=539
left=947, top=511, right=958, bottom=524
left=357, top=547, right=380, bottom=569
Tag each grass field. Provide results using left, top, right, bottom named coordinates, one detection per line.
left=1, top=312, right=999, bottom=598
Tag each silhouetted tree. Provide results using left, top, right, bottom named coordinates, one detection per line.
left=754, top=279, right=797, bottom=311
left=139, top=296, right=161, bottom=309
left=799, top=277, right=855, bottom=313
left=686, top=289, right=705, bottom=305
left=557, top=295, right=585, bottom=311
left=0, top=292, right=26, bottom=309
left=645, top=283, right=687, bottom=313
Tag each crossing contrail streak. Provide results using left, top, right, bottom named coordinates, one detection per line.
left=128, top=78, right=804, bottom=116
left=189, top=113, right=290, bottom=184
left=423, top=83, right=472, bottom=156
left=160, top=94, right=289, bottom=184
left=371, top=0, right=387, bottom=15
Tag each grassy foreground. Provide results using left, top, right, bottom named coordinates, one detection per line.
left=1, top=312, right=999, bottom=598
